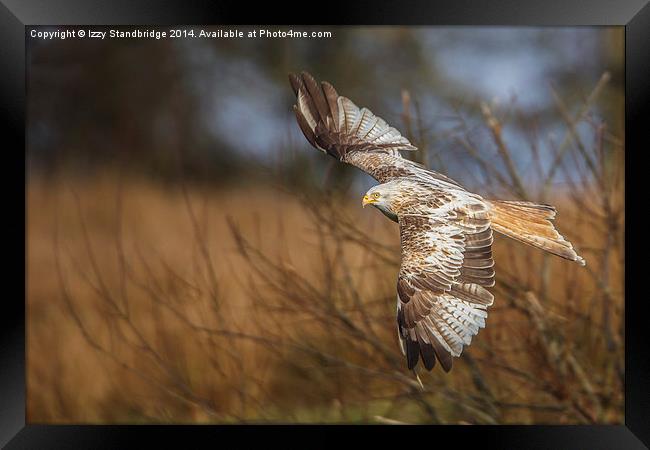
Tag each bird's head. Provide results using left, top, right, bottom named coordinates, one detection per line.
left=362, top=181, right=403, bottom=222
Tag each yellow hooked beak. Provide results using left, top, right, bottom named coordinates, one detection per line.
left=362, top=195, right=377, bottom=207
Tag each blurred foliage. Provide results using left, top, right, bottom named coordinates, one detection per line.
left=28, top=26, right=623, bottom=191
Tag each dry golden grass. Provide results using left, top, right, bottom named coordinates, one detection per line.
left=26, top=65, right=624, bottom=424
left=27, top=166, right=623, bottom=424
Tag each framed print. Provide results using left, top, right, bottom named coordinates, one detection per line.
left=2, top=0, right=649, bottom=447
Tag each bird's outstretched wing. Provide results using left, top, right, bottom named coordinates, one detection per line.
left=289, top=71, right=462, bottom=187
left=396, top=192, right=495, bottom=372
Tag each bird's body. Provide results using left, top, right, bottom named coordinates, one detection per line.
left=289, top=71, right=585, bottom=372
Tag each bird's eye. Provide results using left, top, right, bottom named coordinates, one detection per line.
left=372, top=192, right=380, bottom=199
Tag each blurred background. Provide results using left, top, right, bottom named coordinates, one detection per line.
left=27, top=26, right=624, bottom=424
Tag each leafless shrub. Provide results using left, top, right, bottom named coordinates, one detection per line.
left=47, top=73, right=622, bottom=424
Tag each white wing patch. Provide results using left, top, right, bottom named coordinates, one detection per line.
left=337, top=97, right=416, bottom=152
left=395, top=184, right=495, bottom=371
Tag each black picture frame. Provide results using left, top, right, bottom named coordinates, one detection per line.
left=3, top=0, right=648, bottom=447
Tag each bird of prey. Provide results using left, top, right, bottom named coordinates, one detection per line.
left=288, top=71, right=585, bottom=373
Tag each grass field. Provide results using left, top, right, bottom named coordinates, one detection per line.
left=27, top=169, right=624, bottom=424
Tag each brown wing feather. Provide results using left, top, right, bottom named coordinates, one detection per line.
left=321, top=81, right=340, bottom=131
left=290, top=72, right=467, bottom=185
left=301, top=71, right=330, bottom=124
left=396, top=195, right=495, bottom=372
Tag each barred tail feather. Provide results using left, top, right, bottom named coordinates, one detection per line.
left=488, top=200, right=586, bottom=266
